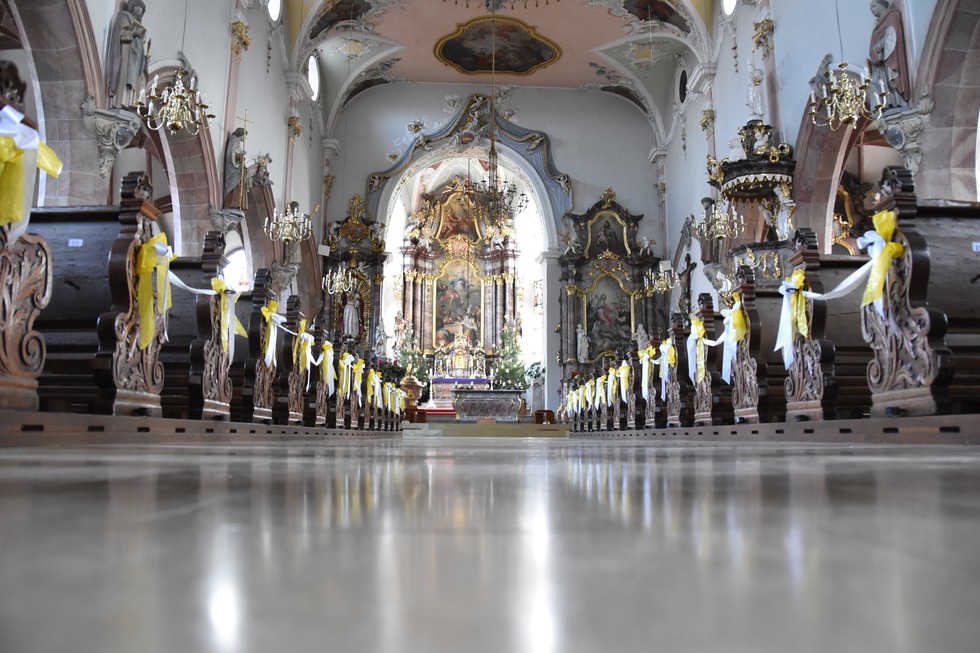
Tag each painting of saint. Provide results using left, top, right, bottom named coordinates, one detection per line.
left=434, top=261, right=483, bottom=348
left=585, top=275, right=633, bottom=359
left=435, top=191, right=480, bottom=242
left=436, top=16, right=560, bottom=76
left=587, top=213, right=630, bottom=258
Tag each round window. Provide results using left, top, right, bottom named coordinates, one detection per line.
left=722, top=0, right=737, bottom=16
left=678, top=69, right=688, bottom=105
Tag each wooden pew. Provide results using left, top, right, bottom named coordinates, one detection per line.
left=240, top=269, right=279, bottom=424
left=33, top=172, right=166, bottom=416
left=0, top=220, right=53, bottom=411
left=727, top=266, right=768, bottom=424
left=860, top=167, right=980, bottom=417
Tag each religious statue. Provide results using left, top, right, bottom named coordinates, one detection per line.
left=106, top=0, right=148, bottom=108
left=576, top=323, right=589, bottom=363
left=224, top=128, right=248, bottom=208
left=393, top=311, right=410, bottom=353
left=747, top=61, right=765, bottom=117
left=374, top=318, right=388, bottom=355
left=728, top=136, right=746, bottom=161
left=342, top=292, right=361, bottom=339
left=632, top=324, right=651, bottom=352
left=772, top=184, right=797, bottom=240
left=251, top=153, right=272, bottom=187
left=869, top=0, right=910, bottom=111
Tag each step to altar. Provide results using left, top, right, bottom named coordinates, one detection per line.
left=402, top=422, right=570, bottom=437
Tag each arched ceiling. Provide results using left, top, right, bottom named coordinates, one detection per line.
left=287, top=0, right=713, bottom=139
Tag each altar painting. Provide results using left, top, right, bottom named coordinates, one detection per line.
left=434, top=260, right=483, bottom=348
left=434, top=185, right=481, bottom=243
left=584, top=274, right=633, bottom=360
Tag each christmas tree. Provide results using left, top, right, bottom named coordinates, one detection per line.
left=494, top=320, right=527, bottom=390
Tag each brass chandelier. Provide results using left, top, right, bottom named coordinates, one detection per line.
left=136, top=69, right=213, bottom=136
left=695, top=197, right=743, bottom=241
left=807, top=0, right=887, bottom=131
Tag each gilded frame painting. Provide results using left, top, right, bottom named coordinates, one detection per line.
left=585, top=209, right=631, bottom=258
left=434, top=16, right=561, bottom=76
left=433, top=259, right=484, bottom=349
left=582, top=272, right=634, bottom=361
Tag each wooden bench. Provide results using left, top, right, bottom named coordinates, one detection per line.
left=860, top=167, right=980, bottom=417
left=32, top=172, right=166, bottom=416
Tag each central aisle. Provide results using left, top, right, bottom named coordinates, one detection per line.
left=2, top=435, right=979, bottom=652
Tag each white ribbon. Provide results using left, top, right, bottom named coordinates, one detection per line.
left=714, top=304, right=741, bottom=385
left=264, top=313, right=286, bottom=367
left=373, top=372, right=383, bottom=408
left=856, top=230, right=887, bottom=317
left=774, top=256, right=874, bottom=369
left=167, top=271, right=243, bottom=361
left=0, top=106, right=40, bottom=152
left=606, top=369, right=616, bottom=406
left=639, top=351, right=651, bottom=402
left=686, top=332, right=698, bottom=384
left=658, top=340, right=672, bottom=401
left=322, top=343, right=335, bottom=396
left=594, top=377, right=604, bottom=408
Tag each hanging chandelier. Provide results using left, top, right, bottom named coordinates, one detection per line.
left=134, top=0, right=214, bottom=136
left=135, top=69, right=213, bottom=136
left=807, top=0, right=886, bottom=131
left=264, top=200, right=315, bottom=263
left=323, top=266, right=357, bottom=295
left=695, top=197, right=743, bottom=241
left=808, top=61, right=886, bottom=131
left=468, top=6, right=528, bottom=227
left=645, top=260, right=677, bottom=293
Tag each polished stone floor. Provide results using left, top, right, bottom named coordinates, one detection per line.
left=2, top=436, right=980, bottom=652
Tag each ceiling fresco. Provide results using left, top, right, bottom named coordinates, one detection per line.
left=297, top=0, right=713, bottom=142
left=434, top=16, right=561, bottom=76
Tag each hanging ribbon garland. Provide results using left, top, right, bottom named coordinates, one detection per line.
left=320, top=342, right=335, bottom=396
left=606, top=367, right=617, bottom=406
left=136, top=233, right=176, bottom=350
left=352, top=358, right=366, bottom=406
left=773, top=209, right=900, bottom=369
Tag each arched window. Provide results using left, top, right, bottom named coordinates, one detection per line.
left=307, top=54, right=320, bottom=102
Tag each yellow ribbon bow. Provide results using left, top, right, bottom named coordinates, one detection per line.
left=320, top=342, right=335, bottom=394
left=788, top=269, right=811, bottom=340
left=292, top=319, right=308, bottom=365
left=260, top=300, right=280, bottom=367
left=617, top=360, right=631, bottom=403
left=665, top=338, right=676, bottom=368
left=862, top=209, right=905, bottom=309
left=730, top=292, right=748, bottom=343
left=352, top=358, right=366, bottom=396
left=0, top=105, right=63, bottom=225
left=367, top=369, right=376, bottom=405
left=135, top=233, right=175, bottom=349
left=209, top=277, right=248, bottom=352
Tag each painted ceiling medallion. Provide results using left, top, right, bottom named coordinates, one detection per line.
left=435, top=16, right=561, bottom=76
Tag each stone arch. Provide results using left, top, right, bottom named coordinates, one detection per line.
left=791, top=113, right=868, bottom=252
left=13, top=0, right=108, bottom=206
left=914, top=0, right=979, bottom=201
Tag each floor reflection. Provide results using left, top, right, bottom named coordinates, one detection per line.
left=1, top=440, right=979, bottom=652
